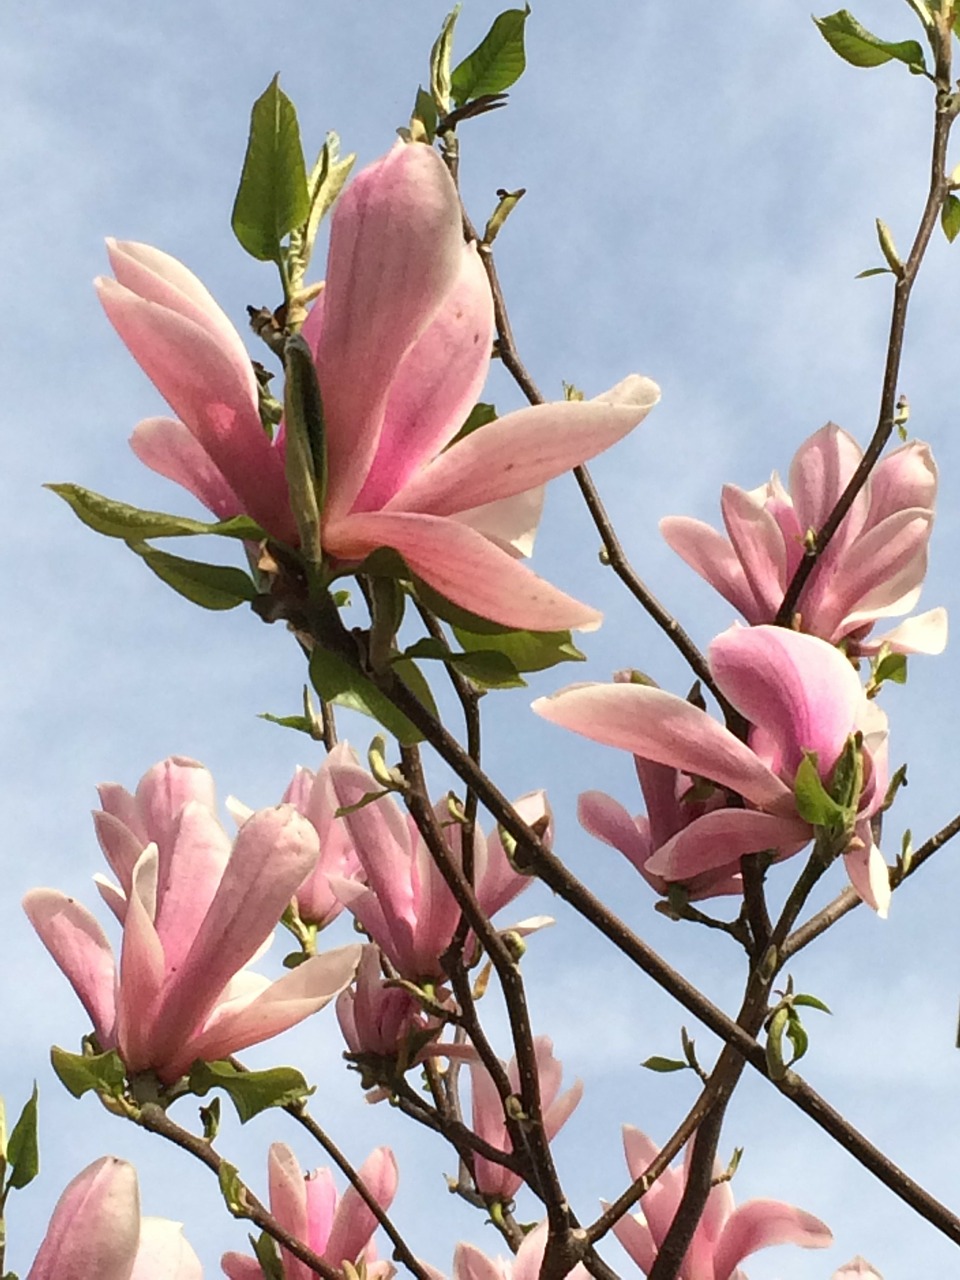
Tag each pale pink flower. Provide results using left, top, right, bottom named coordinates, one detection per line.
left=661, top=423, right=946, bottom=655
left=221, top=1143, right=397, bottom=1280
left=470, top=1036, right=582, bottom=1200
left=97, top=142, right=659, bottom=632
left=327, top=754, right=545, bottom=980
left=337, top=944, right=438, bottom=1064
left=453, top=1221, right=589, bottom=1280
left=27, top=1156, right=201, bottom=1280
left=611, top=1127, right=832, bottom=1279
left=833, top=1260, right=884, bottom=1279
left=535, top=625, right=892, bottom=915
left=24, top=757, right=360, bottom=1083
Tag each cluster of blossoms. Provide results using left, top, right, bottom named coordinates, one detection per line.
left=21, top=127, right=924, bottom=1279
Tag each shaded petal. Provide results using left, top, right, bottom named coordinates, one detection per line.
left=621, top=1128, right=683, bottom=1250
left=720, top=484, right=786, bottom=619
left=454, top=1243, right=507, bottom=1280
left=27, top=1156, right=140, bottom=1280
left=220, top=1255, right=263, bottom=1280
left=712, top=1199, right=833, bottom=1280
left=856, top=607, right=948, bottom=656
left=533, top=683, right=792, bottom=812
left=709, top=626, right=863, bottom=781
left=843, top=831, right=891, bottom=918
left=456, top=486, right=545, bottom=559
left=316, top=142, right=465, bottom=519
left=353, top=245, right=495, bottom=512
left=832, top=1258, right=884, bottom=1279
left=646, top=810, right=811, bottom=880
left=389, top=377, right=659, bottom=517
left=267, top=1143, right=311, bottom=1280
left=826, top=510, right=932, bottom=628
left=325, top=1147, right=398, bottom=1269
left=328, top=510, right=602, bottom=631
left=788, top=423, right=866, bottom=546
left=131, top=417, right=242, bottom=520
left=866, top=441, right=936, bottom=526
left=116, top=848, right=167, bottom=1072
left=611, top=1211, right=657, bottom=1276
left=153, top=801, right=231, bottom=977
left=578, top=790, right=658, bottom=883
left=659, top=516, right=759, bottom=621
left=130, top=1219, right=203, bottom=1280
left=22, top=890, right=117, bottom=1046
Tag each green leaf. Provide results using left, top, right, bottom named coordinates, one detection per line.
left=793, top=754, right=846, bottom=827
left=259, top=712, right=319, bottom=737
left=785, top=1012, right=809, bottom=1064
left=430, top=6, right=461, bottom=113
left=251, top=1232, right=285, bottom=1280
left=792, top=993, right=833, bottom=1014
left=813, top=11, right=927, bottom=72
left=392, top=658, right=440, bottom=724
left=874, top=651, right=908, bottom=686
left=641, top=1056, right=688, bottom=1073
left=450, top=649, right=526, bottom=689
left=50, top=1047, right=126, bottom=1100
left=855, top=266, right=895, bottom=279
left=453, top=624, right=585, bottom=675
left=5, top=1085, right=39, bottom=1191
left=217, top=1159, right=247, bottom=1217
left=127, top=544, right=258, bottom=611
left=412, top=87, right=439, bottom=143
left=309, top=648, right=423, bottom=745
left=283, top=334, right=327, bottom=564
left=765, top=1006, right=789, bottom=1081
left=232, top=75, right=310, bottom=263
left=942, top=193, right=960, bottom=243
left=303, top=133, right=355, bottom=260
left=828, top=734, right=863, bottom=811
left=451, top=6, right=531, bottom=107
left=47, top=484, right=266, bottom=543
left=188, top=1061, right=313, bottom=1124
left=447, top=402, right=497, bottom=448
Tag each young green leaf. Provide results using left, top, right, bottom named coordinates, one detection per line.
left=450, top=649, right=526, bottom=689
left=448, top=402, right=498, bottom=447
left=793, top=754, right=846, bottom=827
left=813, top=10, right=927, bottom=72
left=451, top=6, right=531, bottom=107
left=127, top=544, right=258, bottom=611
left=309, top=649, right=424, bottom=745
left=430, top=6, right=461, bottom=114
left=46, top=484, right=266, bottom=543
left=303, top=133, right=356, bottom=261
left=50, top=1047, right=126, bottom=1100
left=411, top=87, right=439, bottom=143
left=453, top=624, right=585, bottom=674
left=189, top=1061, right=314, bottom=1124
left=5, top=1085, right=39, bottom=1191
left=641, top=1056, right=688, bottom=1073
left=283, top=333, right=327, bottom=565
left=874, top=651, right=908, bottom=687
left=232, top=75, right=310, bottom=264
left=942, top=193, right=960, bottom=243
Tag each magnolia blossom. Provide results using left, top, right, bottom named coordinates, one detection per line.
left=221, top=1143, right=397, bottom=1280
left=833, top=1260, right=884, bottom=1279
left=535, top=625, right=892, bottom=915
left=24, top=756, right=360, bottom=1083
left=470, top=1036, right=582, bottom=1200
left=97, top=142, right=659, bottom=631
left=661, top=423, right=946, bottom=655
left=27, top=1156, right=201, bottom=1280
left=611, top=1127, right=832, bottom=1279
left=453, top=1221, right=589, bottom=1280
left=337, top=944, right=437, bottom=1063
left=327, top=752, right=546, bottom=980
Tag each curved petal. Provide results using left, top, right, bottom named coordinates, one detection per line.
left=788, top=423, right=867, bottom=547
left=659, top=516, right=759, bottom=621
left=130, top=1219, right=203, bottom=1280
left=267, top=1143, right=311, bottom=1280
left=855, top=607, right=948, bottom=656
left=843, top=834, right=891, bottom=918
left=621, top=1128, right=683, bottom=1250
left=533, top=683, right=793, bottom=812
left=325, top=1147, right=398, bottom=1269
left=646, top=809, right=811, bottom=880
left=22, top=890, right=118, bottom=1045
left=866, top=440, right=936, bottom=526
left=720, top=484, right=786, bottom=619
left=220, top=1255, right=264, bottom=1280
left=316, top=142, right=466, bottom=519
left=709, top=626, right=864, bottom=781
left=27, top=1157, right=140, bottom=1280
left=454, top=1243, right=507, bottom=1280
left=352, top=245, right=494, bottom=512
left=116, top=848, right=167, bottom=1072
left=153, top=801, right=231, bottom=977
left=823, top=510, right=933, bottom=629
left=577, top=790, right=657, bottom=882
left=456, top=485, right=546, bottom=559
left=389, top=377, right=660, bottom=517
left=131, top=417, right=242, bottom=520
left=328, top=510, right=602, bottom=631
left=96, top=277, right=293, bottom=541
left=611, top=1211, right=657, bottom=1276
left=712, top=1199, right=832, bottom=1280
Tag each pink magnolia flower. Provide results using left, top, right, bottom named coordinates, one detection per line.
left=221, top=1143, right=397, bottom=1280
left=534, top=625, right=892, bottom=915
left=28, top=1156, right=201, bottom=1280
left=453, top=1221, right=589, bottom=1280
left=470, top=1036, right=582, bottom=1201
left=98, top=142, right=659, bottom=632
left=661, top=423, right=946, bottom=656
left=24, top=756, right=360, bottom=1083
left=327, top=752, right=546, bottom=980
left=611, top=1127, right=832, bottom=1279
left=833, top=1261, right=883, bottom=1279
left=337, top=944, right=438, bottom=1063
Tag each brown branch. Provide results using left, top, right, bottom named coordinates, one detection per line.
left=776, top=27, right=959, bottom=625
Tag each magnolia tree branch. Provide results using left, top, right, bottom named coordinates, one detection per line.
left=135, top=1103, right=342, bottom=1280
left=776, top=21, right=959, bottom=624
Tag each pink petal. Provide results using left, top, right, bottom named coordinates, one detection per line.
left=153, top=801, right=231, bottom=977
left=788, top=423, right=867, bottom=548
left=712, top=1199, right=832, bottom=1280
left=611, top=1210, right=657, bottom=1275
left=96, top=276, right=293, bottom=541
left=27, top=1157, right=140, bottom=1280
left=129, top=1219, right=203, bottom=1280
left=314, top=142, right=466, bottom=520
left=92, top=811, right=144, bottom=904
left=389, top=377, right=659, bottom=517
left=720, top=484, right=787, bottom=619
left=325, top=1147, right=398, bottom=1269
left=659, top=516, right=760, bottom=621
left=843, top=835, right=891, bottom=918
left=621, top=1128, right=683, bottom=1250
left=856, top=607, right=948, bottom=656
left=22, top=890, right=117, bottom=1047
left=327, top=510, right=603, bottom=631
left=352, top=245, right=495, bottom=512
left=822, top=510, right=932, bottom=631
left=326, top=762, right=415, bottom=924
left=220, top=1254, right=264, bottom=1280
left=305, top=1166, right=338, bottom=1254
left=709, top=626, right=864, bottom=781
left=116, top=849, right=167, bottom=1072
left=646, top=809, right=811, bottom=880
left=131, top=417, right=243, bottom=521
left=832, top=1257, right=884, bottom=1279
left=171, top=944, right=360, bottom=1078
left=133, top=756, right=216, bottom=854
left=578, top=790, right=660, bottom=883
left=454, top=1243, right=507, bottom=1280
left=267, top=1143, right=311, bottom=1280
left=866, top=440, right=936, bottom=526
left=533, top=683, right=792, bottom=812
left=456, top=485, right=546, bottom=559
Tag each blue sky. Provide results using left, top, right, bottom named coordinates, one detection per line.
left=5, top=1, right=960, bottom=1276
